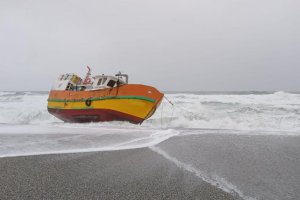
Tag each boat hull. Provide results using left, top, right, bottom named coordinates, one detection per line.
left=48, top=108, right=144, bottom=124
left=47, top=84, right=164, bottom=124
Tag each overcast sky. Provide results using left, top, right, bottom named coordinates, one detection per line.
left=0, top=0, right=299, bottom=91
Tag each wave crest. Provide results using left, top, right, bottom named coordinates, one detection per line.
left=0, top=91, right=300, bottom=131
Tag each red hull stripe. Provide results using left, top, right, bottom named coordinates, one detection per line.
left=48, top=108, right=144, bottom=124
left=48, top=96, right=156, bottom=103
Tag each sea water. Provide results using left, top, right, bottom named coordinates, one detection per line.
left=0, top=91, right=300, bottom=200
left=1, top=90, right=300, bottom=156
left=1, top=91, right=300, bottom=129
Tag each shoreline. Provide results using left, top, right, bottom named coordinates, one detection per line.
left=1, top=133, right=300, bottom=200
left=0, top=147, right=237, bottom=200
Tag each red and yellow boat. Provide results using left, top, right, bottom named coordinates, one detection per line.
left=47, top=67, right=164, bottom=124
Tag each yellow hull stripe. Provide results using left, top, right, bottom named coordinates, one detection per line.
left=47, top=99, right=155, bottom=119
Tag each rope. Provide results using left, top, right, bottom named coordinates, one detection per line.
left=166, top=103, right=174, bottom=128
left=161, top=96, right=175, bottom=129
left=161, top=95, right=192, bottom=128
left=160, top=100, right=164, bottom=128
left=164, top=95, right=174, bottom=106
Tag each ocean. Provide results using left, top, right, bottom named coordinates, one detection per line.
left=0, top=91, right=300, bottom=200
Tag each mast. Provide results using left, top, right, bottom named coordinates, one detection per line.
left=83, top=66, right=92, bottom=84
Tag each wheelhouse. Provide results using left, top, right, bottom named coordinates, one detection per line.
left=51, top=69, right=128, bottom=91
left=92, top=75, right=126, bottom=90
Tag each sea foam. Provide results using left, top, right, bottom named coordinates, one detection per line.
left=1, top=91, right=300, bottom=131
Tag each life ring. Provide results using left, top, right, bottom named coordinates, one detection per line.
left=85, top=99, right=92, bottom=107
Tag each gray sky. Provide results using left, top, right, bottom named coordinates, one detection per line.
left=1, top=0, right=299, bottom=91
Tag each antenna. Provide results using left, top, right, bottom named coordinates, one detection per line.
left=115, top=71, right=128, bottom=83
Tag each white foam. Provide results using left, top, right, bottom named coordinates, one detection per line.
left=0, top=92, right=58, bottom=124
left=146, top=92, right=300, bottom=131
left=0, top=124, right=179, bottom=158
left=2, top=119, right=298, bottom=158
left=150, top=146, right=256, bottom=200
left=0, top=91, right=300, bottom=131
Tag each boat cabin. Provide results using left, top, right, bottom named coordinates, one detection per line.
left=51, top=72, right=128, bottom=91
left=92, top=75, right=126, bottom=90
left=51, top=73, right=82, bottom=91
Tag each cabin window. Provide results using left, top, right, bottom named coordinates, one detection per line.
left=107, top=80, right=116, bottom=87
left=102, top=77, right=107, bottom=85
left=66, top=83, right=71, bottom=90
left=97, top=78, right=103, bottom=85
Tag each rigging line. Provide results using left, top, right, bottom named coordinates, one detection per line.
left=164, top=95, right=174, bottom=106
left=163, top=95, right=191, bottom=127
left=166, top=103, right=174, bottom=129
left=164, top=95, right=192, bottom=115
left=163, top=96, right=175, bottom=129
left=160, top=100, right=164, bottom=128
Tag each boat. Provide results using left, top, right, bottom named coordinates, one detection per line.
left=47, top=66, right=164, bottom=124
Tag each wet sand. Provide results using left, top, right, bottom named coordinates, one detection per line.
left=155, top=133, right=300, bottom=200
left=0, top=147, right=237, bottom=200
left=1, top=133, right=299, bottom=200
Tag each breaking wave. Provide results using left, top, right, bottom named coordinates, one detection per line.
left=148, top=91, right=300, bottom=132
left=0, top=91, right=58, bottom=124
left=0, top=91, right=300, bottom=131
